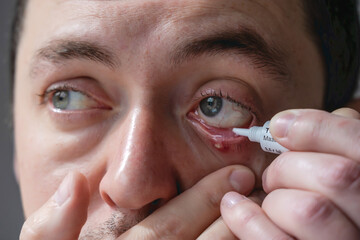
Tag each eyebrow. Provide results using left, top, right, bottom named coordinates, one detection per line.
left=32, top=28, right=288, bottom=83
left=34, top=40, right=118, bottom=69
left=171, top=28, right=289, bottom=82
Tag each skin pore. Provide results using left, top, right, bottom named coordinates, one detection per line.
left=14, top=0, right=324, bottom=238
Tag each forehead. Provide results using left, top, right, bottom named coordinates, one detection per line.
left=23, top=0, right=305, bottom=42
left=19, top=0, right=317, bottom=98
left=26, top=0, right=303, bottom=17
left=21, top=0, right=308, bottom=79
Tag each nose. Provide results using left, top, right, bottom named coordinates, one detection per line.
left=99, top=108, right=178, bottom=210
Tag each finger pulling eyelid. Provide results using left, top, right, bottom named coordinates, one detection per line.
left=187, top=112, right=251, bottom=140
left=187, top=112, right=251, bottom=153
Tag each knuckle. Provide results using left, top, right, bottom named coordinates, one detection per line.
left=152, top=214, right=186, bottom=239
left=263, top=154, right=288, bottom=191
left=270, top=153, right=288, bottom=175
left=351, top=129, right=360, bottom=160
left=305, top=115, right=328, bottom=146
left=336, top=118, right=360, bottom=160
left=206, top=191, right=222, bottom=210
left=194, top=183, right=222, bottom=211
left=234, top=203, right=262, bottom=227
left=293, top=195, right=334, bottom=223
left=293, top=113, right=327, bottom=146
left=320, top=159, right=360, bottom=190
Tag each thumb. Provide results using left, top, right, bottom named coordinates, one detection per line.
left=20, top=171, right=90, bottom=240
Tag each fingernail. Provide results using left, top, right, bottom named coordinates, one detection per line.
left=54, top=173, right=73, bottom=206
left=229, top=169, right=253, bottom=193
left=222, top=192, right=246, bottom=208
left=229, top=169, right=246, bottom=192
left=271, top=112, right=297, bottom=139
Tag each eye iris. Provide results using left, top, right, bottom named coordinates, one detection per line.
left=200, top=97, right=223, bottom=117
left=53, top=91, right=69, bottom=109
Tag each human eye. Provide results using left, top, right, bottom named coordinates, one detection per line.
left=194, top=90, right=252, bottom=129
left=197, top=91, right=252, bottom=128
left=38, top=80, right=113, bottom=130
left=39, top=82, right=112, bottom=111
left=47, top=89, right=98, bottom=110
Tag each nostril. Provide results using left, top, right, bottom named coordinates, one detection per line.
left=102, top=192, right=116, bottom=208
left=151, top=198, right=161, bottom=206
left=149, top=198, right=162, bottom=214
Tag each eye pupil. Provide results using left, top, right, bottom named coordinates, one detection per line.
left=53, top=91, right=69, bottom=109
left=200, top=97, right=223, bottom=117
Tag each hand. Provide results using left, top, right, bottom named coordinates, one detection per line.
left=20, top=166, right=254, bottom=240
left=19, top=172, right=90, bottom=240
left=119, top=166, right=255, bottom=239
left=221, top=108, right=360, bottom=239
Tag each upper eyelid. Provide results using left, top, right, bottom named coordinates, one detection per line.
left=197, top=89, right=247, bottom=109
left=45, top=85, right=90, bottom=97
left=194, top=89, right=225, bottom=103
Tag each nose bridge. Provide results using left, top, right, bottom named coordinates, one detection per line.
left=122, top=106, right=167, bottom=167
left=100, top=107, right=177, bottom=210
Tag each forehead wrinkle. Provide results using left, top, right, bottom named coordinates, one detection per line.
left=27, top=0, right=300, bottom=85
left=56, top=0, right=262, bottom=34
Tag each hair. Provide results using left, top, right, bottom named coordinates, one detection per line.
left=10, top=0, right=360, bottom=111
left=10, top=0, right=27, bottom=96
left=303, top=0, right=360, bottom=111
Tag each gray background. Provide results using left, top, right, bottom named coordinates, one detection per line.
left=0, top=1, right=23, bottom=240
left=0, top=2, right=360, bottom=240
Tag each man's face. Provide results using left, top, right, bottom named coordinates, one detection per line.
left=14, top=0, right=324, bottom=238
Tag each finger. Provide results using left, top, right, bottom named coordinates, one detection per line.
left=270, top=109, right=360, bottom=161
left=197, top=217, right=237, bottom=240
left=262, top=151, right=360, bottom=227
left=119, top=166, right=255, bottom=239
left=247, top=189, right=267, bottom=206
left=332, top=107, right=360, bottom=119
left=221, top=192, right=293, bottom=240
left=263, top=189, right=360, bottom=240
left=20, top=172, right=89, bottom=240
left=198, top=190, right=266, bottom=240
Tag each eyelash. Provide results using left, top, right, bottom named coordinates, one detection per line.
left=37, top=85, right=89, bottom=106
left=38, top=86, right=258, bottom=121
left=197, top=89, right=254, bottom=113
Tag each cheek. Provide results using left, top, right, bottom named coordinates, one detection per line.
left=16, top=121, right=107, bottom=216
left=208, top=137, right=273, bottom=184
left=17, top=153, right=58, bottom=217
left=176, top=122, right=272, bottom=190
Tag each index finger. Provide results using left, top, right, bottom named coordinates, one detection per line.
left=119, top=166, right=255, bottom=239
left=270, top=109, right=360, bottom=161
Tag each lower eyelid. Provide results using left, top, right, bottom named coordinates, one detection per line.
left=47, top=90, right=112, bottom=111
left=186, top=112, right=250, bottom=151
left=188, top=111, right=246, bottom=136
left=47, top=107, right=113, bottom=131
left=41, top=78, right=115, bottom=108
